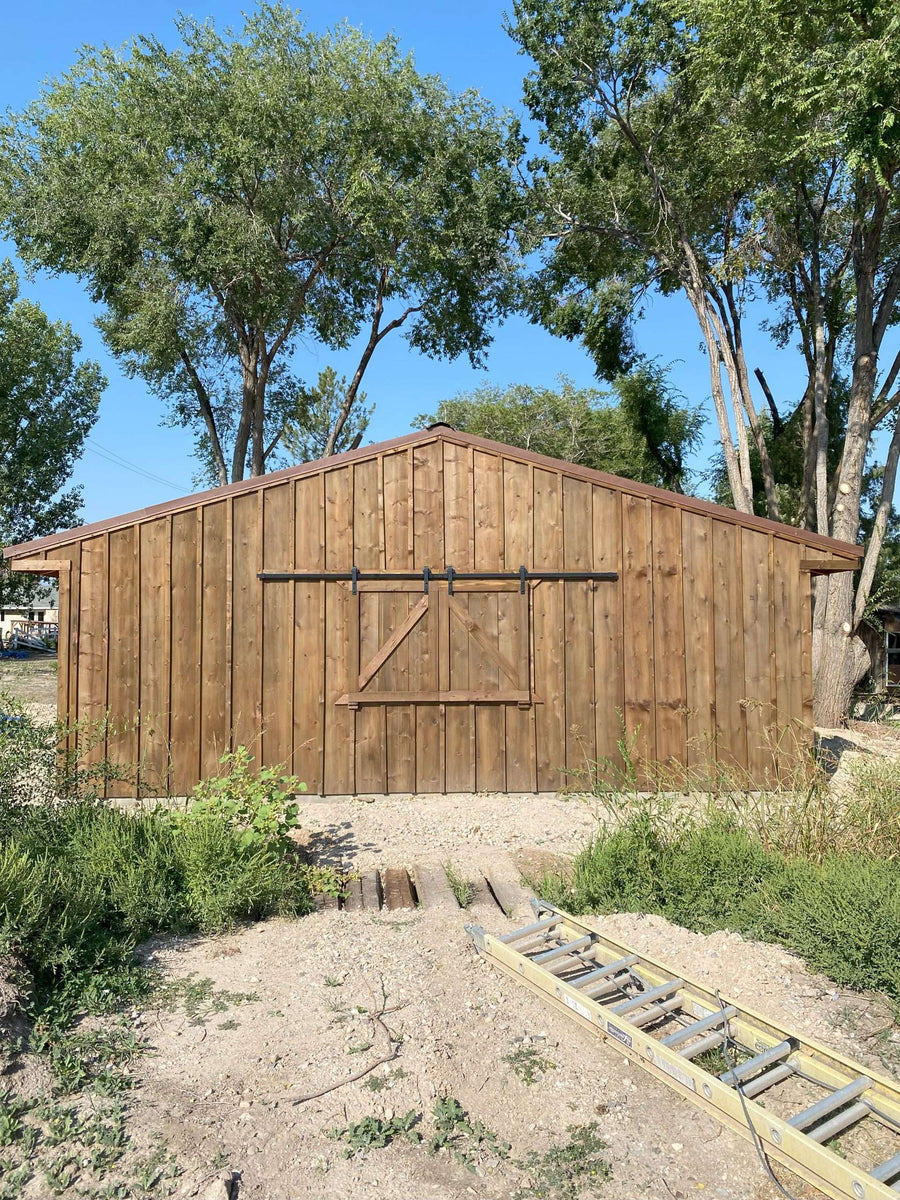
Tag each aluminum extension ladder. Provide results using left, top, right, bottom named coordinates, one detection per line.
left=467, top=899, right=900, bottom=1200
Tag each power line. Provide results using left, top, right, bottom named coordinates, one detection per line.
left=84, top=438, right=191, bottom=495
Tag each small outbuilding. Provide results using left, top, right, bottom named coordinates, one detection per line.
left=4, top=427, right=861, bottom=794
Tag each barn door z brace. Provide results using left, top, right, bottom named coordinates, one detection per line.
left=468, top=900, right=900, bottom=1200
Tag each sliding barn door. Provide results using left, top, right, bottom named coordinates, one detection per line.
left=324, top=579, right=533, bottom=794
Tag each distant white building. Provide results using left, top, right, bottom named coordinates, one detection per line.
left=0, top=582, right=59, bottom=648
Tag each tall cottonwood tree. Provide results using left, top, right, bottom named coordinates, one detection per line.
left=1, top=4, right=522, bottom=485
left=511, top=0, right=900, bottom=724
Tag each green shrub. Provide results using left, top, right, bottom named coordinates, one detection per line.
left=0, top=803, right=311, bottom=1014
left=760, top=855, right=900, bottom=995
left=174, top=812, right=310, bottom=930
left=186, top=745, right=306, bottom=852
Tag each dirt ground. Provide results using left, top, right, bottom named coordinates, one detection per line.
left=0, top=654, right=57, bottom=708
left=100, top=904, right=893, bottom=1200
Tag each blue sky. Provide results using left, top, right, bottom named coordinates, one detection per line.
left=0, top=1, right=875, bottom=523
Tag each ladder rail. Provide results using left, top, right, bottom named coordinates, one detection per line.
left=467, top=900, right=900, bottom=1200
left=520, top=900, right=900, bottom=1131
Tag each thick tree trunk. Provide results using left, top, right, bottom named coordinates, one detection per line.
left=813, top=625, right=870, bottom=726
left=812, top=572, right=871, bottom=725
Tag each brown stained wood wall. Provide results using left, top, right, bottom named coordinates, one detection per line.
left=12, top=433, right=846, bottom=795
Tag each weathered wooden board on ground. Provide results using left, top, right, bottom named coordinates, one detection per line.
left=381, top=868, right=416, bottom=911
left=412, top=864, right=459, bottom=911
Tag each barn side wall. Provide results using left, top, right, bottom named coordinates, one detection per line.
left=30, top=439, right=814, bottom=794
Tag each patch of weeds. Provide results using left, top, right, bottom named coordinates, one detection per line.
left=0, top=1158, right=31, bottom=1200
left=323, top=976, right=343, bottom=987
left=444, top=862, right=476, bottom=908
left=347, top=1041, right=373, bottom=1055
left=503, top=1043, right=556, bottom=1085
left=43, top=1151, right=80, bottom=1193
left=427, top=1096, right=511, bottom=1173
left=0, top=1082, right=183, bottom=1198
left=0, top=1090, right=31, bottom=1146
left=218, top=1018, right=239, bottom=1031
left=42, top=1100, right=84, bottom=1146
left=128, top=1133, right=182, bottom=1194
left=29, top=1022, right=142, bottom=1095
left=691, top=1046, right=730, bottom=1076
left=302, top=865, right=349, bottom=899
left=325, top=1000, right=350, bottom=1026
left=325, top=1111, right=422, bottom=1157
left=514, top=1124, right=612, bottom=1199
left=362, top=1067, right=409, bottom=1093
left=152, top=974, right=260, bottom=1025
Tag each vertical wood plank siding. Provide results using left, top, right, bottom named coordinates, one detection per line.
left=34, top=436, right=823, bottom=795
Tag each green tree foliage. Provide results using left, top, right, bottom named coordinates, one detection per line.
left=509, top=0, right=900, bottom=720
left=417, top=369, right=703, bottom=491
left=0, top=4, right=522, bottom=485
left=0, top=260, right=103, bottom=605
left=280, top=367, right=373, bottom=467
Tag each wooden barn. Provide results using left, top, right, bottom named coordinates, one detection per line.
left=4, top=427, right=862, bottom=795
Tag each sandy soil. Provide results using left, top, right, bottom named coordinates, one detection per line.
left=294, top=792, right=604, bottom=876
left=0, top=655, right=58, bottom=707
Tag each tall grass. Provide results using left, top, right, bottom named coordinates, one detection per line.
left=569, top=722, right=900, bottom=863
left=536, top=815, right=900, bottom=1000
left=541, top=735, right=900, bottom=1001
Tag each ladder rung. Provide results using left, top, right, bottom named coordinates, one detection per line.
left=612, top=979, right=683, bottom=1016
left=661, top=1006, right=738, bottom=1049
left=533, top=935, right=593, bottom=965
left=498, top=915, right=561, bottom=943
left=680, top=1029, right=728, bottom=1060
left=720, top=1040, right=793, bottom=1087
left=788, top=1076, right=872, bottom=1132
left=806, top=1100, right=870, bottom=1144
left=629, top=996, right=683, bottom=1028
left=871, top=1150, right=900, bottom=1183
left=739, top=1061, right=794, bottom=1098
left=571, top=955, right=638, bottom=990
left=546, top=949, right=598, bottom=976
left=581, top=976, right=629, bottom=1001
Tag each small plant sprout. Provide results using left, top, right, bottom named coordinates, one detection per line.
left=444, top=862, right=477, bottom=908
left=503, top=1042, right=556, bottom=1085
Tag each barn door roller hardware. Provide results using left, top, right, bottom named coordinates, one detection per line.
left=469, top=899, right=900, bottom=1200
left=258, top=566, right=618, bottom=594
